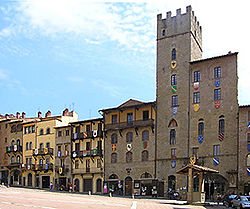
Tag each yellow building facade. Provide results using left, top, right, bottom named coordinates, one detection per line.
left=71, top=118, right=103, bottom=193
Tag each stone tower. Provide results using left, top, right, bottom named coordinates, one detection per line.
left=156, top=6, right=202, bottom=190
left=156, top=5, right=238, bottom=195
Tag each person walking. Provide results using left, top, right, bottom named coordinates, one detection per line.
left=50, top=182, right=53, bottom=190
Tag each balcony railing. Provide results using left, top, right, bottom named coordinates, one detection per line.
left=22, top=163, right=53, bottom=171
left=72, top=130, right=103, bottom=141
left=33, top=148, right=54, bottom=156
left=6, top=145, right=22, bottom=153
left=8, top=162, right=21, bottom=168
left=72, top=149, right=103, bottom=158
left=104, top=119, right=154, bottom=131
left=72, top=167, right=103, bottom=174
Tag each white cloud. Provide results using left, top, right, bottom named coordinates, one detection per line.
left=0, top=69, right=8, bottom=79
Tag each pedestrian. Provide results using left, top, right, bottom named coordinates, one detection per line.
left=50, top=182, right=53, bottom=190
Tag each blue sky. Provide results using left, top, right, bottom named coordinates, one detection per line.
left=0, top=0, right=249, bottom=120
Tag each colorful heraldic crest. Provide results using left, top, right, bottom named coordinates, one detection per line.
left=171, top=60, right=177, bottom=69
left=45, top=163, right=48, bottom=170
left=193, top=104, right=200, bottom=112
left=59, top=167, right=63, bottom=174
left=214, top=100, right=220, bottom=109
left=92, top=149, right=97, bottom=155
left=213, top=157, right=219, bottom=166
left=248, top=122, right=250, bottom=129
left=127, top=144, right=132, bottom=151
left=112, top=144, right=116, bottom=151
left=83, top=150, right=87, bottom=157
left=247, top=168, right=250, bottom=176
left=93, top=130, right=98, bottom=137
left=193, top=82, right=199, bottom=91
left=72, top=151, right=77, bottom=158
left=44, top=148, right=48, bottom=154
left=83, top=132, right=87, bottom=138
left=171, top=161, right=176, bottom=168
left=218, top=132, right=224, bottom=141
left=14, top=145, right=17, bottom=152
left=7, top=146, right=11, bottom=152
left=171, top=85, right=177, bottom=94
left=215, top=79, right=221, bottom=87
left=58, top=151, right=61, bottom=157
left=198, top=136, right=204, bottom=144
left=173, top=107, right=177, bottom=115
left=248, top=144, right=250, bottom=152
left=143, top=141, right=148, bottom=149
left=74, top=133, right=77, bottom=139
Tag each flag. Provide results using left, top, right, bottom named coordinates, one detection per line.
left=171, top=85, right=177, bottom=94
left=83, top=132, right=87, bottom=138
left=213, top=157, right=219, bottom=166
left=247, top=168, right=250, bottom=176
left=112, top=144, right=116, bottom=151
left=219, top=132, right=224, bottom=141
left=193, top=82, right=199, bottom=91
left=143, top=141, right=148, bottom=149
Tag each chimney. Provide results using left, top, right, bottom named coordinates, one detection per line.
left=38, top=111, right=42, bottom=118
left=45, top=110, right=51, bottom=118
left=22, top=112, right=26, bottom=118
left=16, top=112, right=20, bottom=119
left=62, top=108, right=69, bottom=116
left=5, top=114, right=9, bottom=119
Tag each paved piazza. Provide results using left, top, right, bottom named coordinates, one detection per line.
left=0, top=187, right=226, bottom=209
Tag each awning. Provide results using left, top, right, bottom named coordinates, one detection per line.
left=176, top=164, right=218, bottom=175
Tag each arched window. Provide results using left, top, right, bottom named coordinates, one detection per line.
left=16, top=155, right=20, bottom=163
left=162, top=29, right=165, bottom=36
left=46, top=128, right=50, bottom=134
left=39, top=143, right=44, bottom=150
left=247, top=154, right=250, bottom=167
left=16, top=139, right=20, bottom=146
left=29, top=142, right=32, bottom=150
left=219, top=119, right=225, bottom=134
left=126, top=151, right=133, bottom=163
left=11, top=125, right=16, bottom=133
left=26, top=142, right=29, bottom=150
left=198, top=122, right=204, bottom=136
left=142, top=150, right=149, bottom=161
left=111, top=133, right=118, bottom=144
left=172, top=48, right=176, bottom=61
left=111, top=153, right=117, bottom=163
left=11, top=156, right=15, bottom=164
left=40, top=129, right=44, bottom=135
left=142, top=130, right=149, bottom=141
left=11, top=140, right=15, bottom=146
left=126, top=132, right=133, bottom=143
left=46, top=142, right=50, bottom=148
left=96, top=179, right=102, bottom=193
left=170, top=129, right=176, bottom=145
left=168, top=175, right=176, bottom=191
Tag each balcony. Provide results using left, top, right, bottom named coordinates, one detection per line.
left=72, top=130, right=103, bottom=141
left=72, top=149, right=103, bottom=158
left=33, top=148, right=54, bottom=156
left=104, top=119, right=154, bottom=131
left=7, top=162, right=21, bottom=169
left=22, top=164, right=35, bottom=170
left=72, top=167, right=103, bottom=175
left=6, top=145, right=22, bottom=153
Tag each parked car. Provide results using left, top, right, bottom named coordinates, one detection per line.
left=232, top=196, right=250, bottom=208
left=223, top=194, right=237, bottom=207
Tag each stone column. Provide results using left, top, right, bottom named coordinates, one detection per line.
left=199, top=172, right=205, bottom=203
left=187, top=168, right=193, bottom=203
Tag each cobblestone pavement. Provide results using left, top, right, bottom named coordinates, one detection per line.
left=0, top=187, right=227, bottom=209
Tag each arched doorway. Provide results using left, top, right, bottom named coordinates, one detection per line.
left=96, top=179, right=102, bottom=193
left=125, top=176, right=133, bottom=196
left=168, top=175, right=176, bottom=192
left=74, top=178, right=80, bottom=192
left=108, top=174, right=120, bottom=195
left=28, top=173, right=32, bottom=187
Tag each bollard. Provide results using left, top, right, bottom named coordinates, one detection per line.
left=89, top=191, right=91, bottom=195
